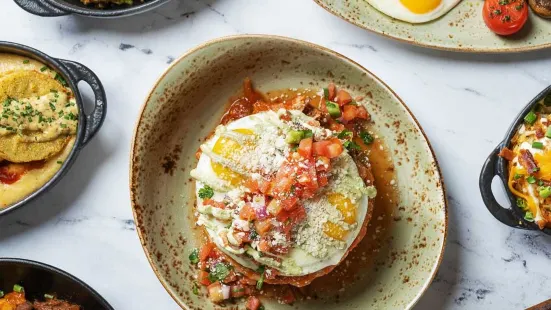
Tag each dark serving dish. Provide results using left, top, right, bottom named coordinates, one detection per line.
left=13, top=0, right=171, bottom=18
left=0, top=41, right=106, bottom=217
left=480, top=85, right=551, bottom=235
left=0, top=258, right=113, bottom=309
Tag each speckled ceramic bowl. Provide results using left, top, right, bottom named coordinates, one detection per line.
left=314, top=0, right=551, bottom=53
left=130, top=35, right=447, bottom=310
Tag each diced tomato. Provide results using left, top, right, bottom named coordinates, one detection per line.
left=207, top=282, right=225, bottom=303
left=278, top=205, right=306, bottom=227
left=203, top=199, right=226, bottom=209
left=259, top=179, right=273, bottom=195
left=298, top=138, right=313, bottom=158
left=313, top=139, right=343, bottom=159
left=244, top=178, right=259, bottom=192
left=239, top=277, right=258, bottom=286
left=252, top=101, right=272, bottom=113
left=246, top=296, right=262, bottom=310
left=231, top=284, right=246, bottom=298
left=223, top=270, right=239, bottom=284
left=273, top=176, right=294, bottom=195
left=267, top=199, right=282, bottom=215
left=316, top=156, right=330, bottom=171
left=240, top=203, right=256, bottom=221
left=258, top=238, right=272, bottom=252
left=280, top=196, right=299, bottom=211
left=199, top=242, right=215, bottom=261
left=328, top=83, right=336, bottom=101
left=336, top=89, right=352, bottom=106
left=328, top=119, right=345, bottom=132
left=255, top=219, right=272, bottom=235
left=356, top=106, right=369, bottom=119
left=342, top=104, right=358, bottom=121
left=198, top=270, right=211, bottom=286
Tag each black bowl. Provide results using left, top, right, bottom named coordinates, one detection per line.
left=0, top=41, right=106, bottom=217
left=480, top=85, right=551, bottom=234
left=0, top=258, right=113, bottom=309
left=13, top=0, right=171, bottom=18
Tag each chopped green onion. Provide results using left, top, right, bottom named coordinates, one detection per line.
left=524, top=111, right=537, bottom=125
left=540, top=186, right=551, bottom=199
left=517, top=198, right=528, bottom=211
left=23, top=60, right=30, bottom=64
left=0, top=290, right=4, bottom=298
left=527, top=176, right=537, bottom=184
left=546, top=127, right=551, bottom=139
left=56, top=161, right=63, bottom=164
left=44, top=294, right=54, bottom=299
left=514, top=173, right=523, bottom=180
left=189, top=248, right=199, bottom=264
left=40, top=66, right=48, bottom=72
left=13, top=284, right=24, bottom=293
left=323, top=88, right=329, bottom=99
left=359, top=131, right=374, bottom=145
left=325, top=101, right=341, bottom=118
left=532, top=142, right=544, bottom=149
left=524, top=211, right=534, bottom=222
left=198, top=185, right=214, bottom=199
left=539, top=180, right=545, bottom=186
left=286, top=130, right=304, bottom=143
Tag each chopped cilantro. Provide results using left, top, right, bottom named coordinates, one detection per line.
left=256, top=265, right=265, bottom=290
left=343, top=140, right=360, bottom=151
left=23, top=60, right=30, bottom=64
left=198, top=185, right=214, bottom=199
left=208, top=263, right=230, bottom=283
left=337, top=129, right=353, bottom=140
left=192, top=283, right=200, bottom=295
left=359, top=131, right=374, bottom=145
left=189, top=248, right=199, bottom=264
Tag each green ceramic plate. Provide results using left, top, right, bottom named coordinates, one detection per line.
left=130, top=35, right=447, bottom=309
left=314, top=0, right=551, bottom=52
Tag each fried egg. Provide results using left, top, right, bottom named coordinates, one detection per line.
left=366, top=0, right=461, bottom=24
left=190, top=110, right=376, bottom=277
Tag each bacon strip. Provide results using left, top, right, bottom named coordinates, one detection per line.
left=518, top=149, right=539, bottom=173
left=536, top=128, right=545, bottom=139
left=498, top=147, right=515, bottom=161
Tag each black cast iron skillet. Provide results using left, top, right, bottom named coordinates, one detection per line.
left=0, top=258, right=113, bottom=309
left=480, top=85, right=551, bottom=235
left=13, top=0, right=171, bottom=18
left=0, top=41, right=106, bottom=217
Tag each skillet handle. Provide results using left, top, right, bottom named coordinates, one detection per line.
left=58, top=59, right=107, bottom=147
left=479, top=146, right=532, bottom=229
left=13, top=0, right=69, bottom=17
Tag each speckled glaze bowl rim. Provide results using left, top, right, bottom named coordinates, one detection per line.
left=312, top=0, right=551, bottom=53
left=129, top=34, right=449, bottom=310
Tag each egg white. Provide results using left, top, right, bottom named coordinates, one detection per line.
left=366, top=0, right=461, bottom=24
left=192, top=111, right=371, bottom=277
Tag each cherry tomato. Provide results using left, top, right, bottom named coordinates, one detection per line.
left=483, top=0, right=528, bottom=36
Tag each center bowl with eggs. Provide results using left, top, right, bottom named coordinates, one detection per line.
left=130, top=35, right=447, bottom=309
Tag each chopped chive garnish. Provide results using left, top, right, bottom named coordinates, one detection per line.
left=44, top=294, right=54, bottom=299
left=524, top=211, right=534, bottom=222
left=525, top=111, right=537, bottom=125
left=323, top=88, right=329, bottom=99
left=40, top=66, right=48, bottom=72
left=343, top=140, right=360, bottom=151
left=514, top=173, right=523, bottom=180
left=57, top=161, right=63, bottom=164
left=532, top=142, right=544, bottom=149
left=198, top=185, right=214, bottom=199
left=256, top=266, right=265, bottom=290
left=359, top=131, right=374, bottom=145
left=189, top=248, right=199, bottom=264
left=527, top=176, right=537, bottom=184
left=23, top=60, right=29, bottom=64
left=192, top=283, right=199, bottom=295
left=13, top=284, right=24, bottom=293
left=540, top=186, right=551, bottom=199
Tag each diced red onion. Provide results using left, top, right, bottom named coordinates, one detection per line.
left=255, top=206, right=268, bottom=220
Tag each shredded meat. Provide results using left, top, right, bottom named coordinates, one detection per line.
left=519, top=149, right=539, bottom=173
left=33, top=299, right=79, bottom=310
left=15, top=302, right=33, bottom=310
left=498, top=147, right=515, bottom=161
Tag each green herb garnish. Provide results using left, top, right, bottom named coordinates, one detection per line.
left=533, top=142, right=544, bottom=149
left=517, top=198, right=528, bottom=211
left=256, top=265, right=266, bottom=290
left=337, top=129, right=353, bottom=140
left=359, top=131, right=374, bottom=145
left=54, top=73, right=68, bottom=87
left=40, top=66, right=48, bottom=72
left=325, top=101, right=341, bottom=118
left=192, top=283, right=200, bottom=295
left=527, top=176, right=537, bottom=184
left=189, top=248, right=199, bottom=264
left=343, top=140, right=360, bottom=151
left=44, top=294, right=54, bottom=299
left=524, top=111, right=537, bottom=125
left=13, top=285, right=24, bottom=293
left=23, top=60, right=30, bottom=64
left=208, top=263, right=230, bottom=283
left=540, top=186, right=551, bottom=199
left=514, top=173, right=523, bottom=180
left=524, top=211, right=534, bottom=222
left=198, top=185, right=214, bottom=199
left=323, top=88, right=329, bottom=99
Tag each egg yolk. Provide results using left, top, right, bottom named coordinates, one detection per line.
left=327, top=193, right=356, bottom=224
left=211, top=129, right=254, bottom=186
left=323, top=222, right=348, bottom=241
left=400, top=0, right=441, bottom=14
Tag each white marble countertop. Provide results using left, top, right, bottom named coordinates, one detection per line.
left=1, top=0, right=551, bottom=309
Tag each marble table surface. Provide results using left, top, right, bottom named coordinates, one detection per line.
left=1, top=0, right=551, bottom=309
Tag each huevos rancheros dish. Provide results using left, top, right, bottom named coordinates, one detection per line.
left=189, top=79, right=381, bottom=308
left=0, top=54, right=78, bottom=209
